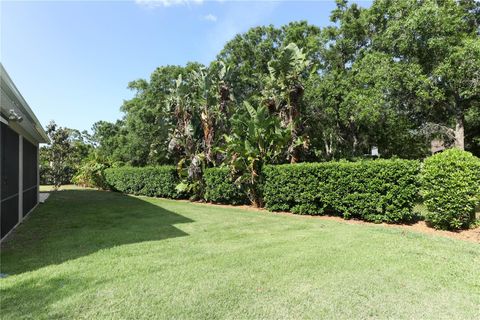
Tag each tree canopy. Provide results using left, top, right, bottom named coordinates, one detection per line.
left=90, top=0, right=479, bottom=173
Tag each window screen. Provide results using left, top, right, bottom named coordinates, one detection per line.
left=1, top=122, right=20, bottom=238
left=22, top=139, right=38, bottom=216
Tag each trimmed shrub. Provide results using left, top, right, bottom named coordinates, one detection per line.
left=104, top=166, right=180, bottom=198
left=421, top=148, right=480, bottom=230
left=263, top=159, right=420, bottom=223
left=203, top=167, right=247, bottom=204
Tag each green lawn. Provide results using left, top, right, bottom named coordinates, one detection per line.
left=1, top=189, right=479, bottom=319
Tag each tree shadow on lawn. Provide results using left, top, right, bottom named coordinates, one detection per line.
left=0, top=189, right=193, bottom=275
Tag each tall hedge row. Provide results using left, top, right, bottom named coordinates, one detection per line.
left=263, top=160, right=420, bottom=223
left=104, top=166, right=179, bottom=198
left=203, top=167, right=247, bottom=204
left=103, top=153, right=478, bottom=230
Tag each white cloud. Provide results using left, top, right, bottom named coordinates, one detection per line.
left=203, top=14, right=217, bottom=22
left=135, top=0, right=204, bottom=8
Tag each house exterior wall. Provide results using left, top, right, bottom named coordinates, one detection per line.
left=0, top=122, right=20, bottom=239
left=22, top=138, right=38, bottom=216
left=0, top=64, right=46, bottom=241
left=0, top=121, right=40, bottom=240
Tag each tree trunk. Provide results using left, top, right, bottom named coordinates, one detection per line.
left=290, top=144, right=299, bottom=164
left=289, top=109, right=300, bottom=164
left=454, top=113, right=465, bottom=150
left=324, top=133, right=333, bottom=160
left=201, top=109, right=215, bottom=164
left=289, top=124, right=300, bottom=164
left=348, top=120, right=358, bottom=157
left=288, top=85, right=303, bottom=164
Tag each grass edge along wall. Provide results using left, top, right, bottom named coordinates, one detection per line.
left=105, top=159, right=420, bottom=224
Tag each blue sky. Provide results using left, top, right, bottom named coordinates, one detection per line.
left=1, top=0, right=369, bottom=133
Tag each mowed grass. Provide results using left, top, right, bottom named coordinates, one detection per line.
left=1, top=189, right=479, bottom=319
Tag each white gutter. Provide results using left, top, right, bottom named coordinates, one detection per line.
left=0, top=63, right=50, bottom=143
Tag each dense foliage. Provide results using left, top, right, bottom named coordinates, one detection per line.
left=72, top=157, right=110, bottom=189
left=87, top=1, right=478, bottom=202
left=104, top=159, right=420, bottom=224
left=221, top=102, right=291, bottom=206
left=421, top=149, right=480, bottom=230
left=93, top=1, right=479, bottom=168
left=104, top=166, right=179, bottom=198
left=40, top=121, right=96, bottom=187
left=40, top=122, right=93, bottom=188
left=40, top=0, right=479, bottom=228
left=263, top=160, right=420, bottom=223
left=203, top=167, right=247, bottom=205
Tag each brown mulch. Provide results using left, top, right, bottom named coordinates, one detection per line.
left=177, top=200, right=480, bottom=244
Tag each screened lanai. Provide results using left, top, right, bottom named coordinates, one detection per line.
left=1, top=63, right=49, bottom=240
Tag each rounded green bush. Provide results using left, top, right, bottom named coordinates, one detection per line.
left=421, top=148, right=480, bottom=230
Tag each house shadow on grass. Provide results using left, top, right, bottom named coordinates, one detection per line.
left=1, top=189, right=193, bottom=275
left=1, top=273, right=109, bottom=319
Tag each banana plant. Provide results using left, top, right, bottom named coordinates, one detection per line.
left=166, top=74, right=206, bottom=198
left=191, top=61, right=235, bottom=165
left=263, top=42, right=311, bottom=163
left=222, top=101, right=290, bottom=207
left=166, top=74, right=198, bottom=160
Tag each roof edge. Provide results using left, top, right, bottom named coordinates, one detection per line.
left=0, top=63, right=50, bottom=143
